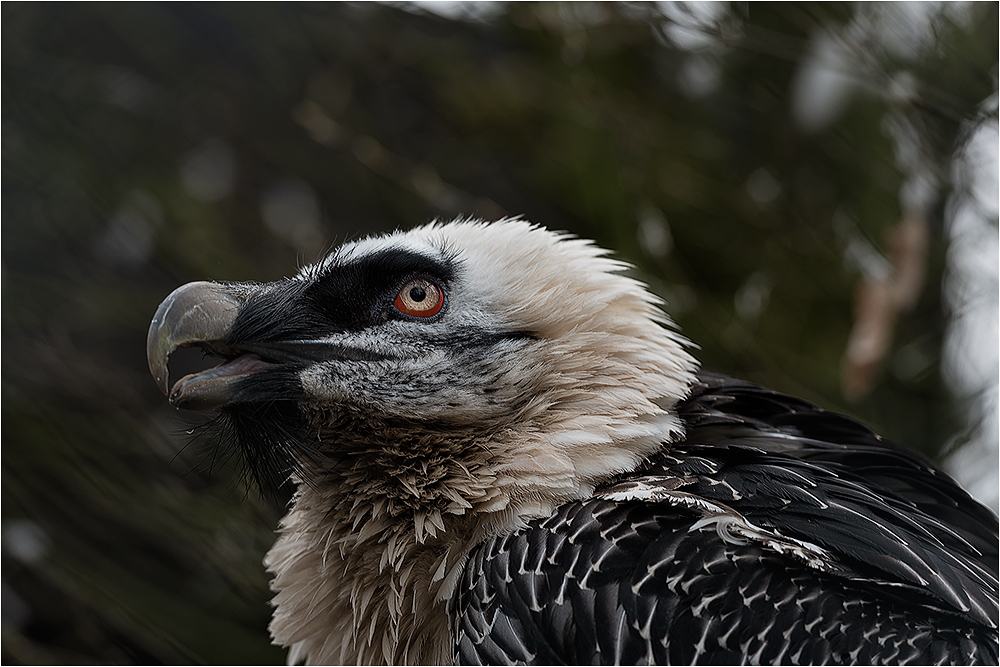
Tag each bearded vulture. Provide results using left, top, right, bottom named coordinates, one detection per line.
left=147, top=219, right=998, bottom=665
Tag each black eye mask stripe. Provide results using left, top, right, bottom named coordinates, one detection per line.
left=228, top=248, right=458, bottom=345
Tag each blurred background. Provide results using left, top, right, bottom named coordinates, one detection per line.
left=3, top=2, right=997, bottom=663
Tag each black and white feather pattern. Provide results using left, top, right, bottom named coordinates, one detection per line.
left=453, top=373, right=999, bottom=665
left=149, top=221, right=998, bottom=664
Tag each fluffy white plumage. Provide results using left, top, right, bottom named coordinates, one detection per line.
left=268, top=220, right=697, bottom=664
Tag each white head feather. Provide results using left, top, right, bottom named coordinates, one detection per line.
left=267, top=219, right=698, bottom=664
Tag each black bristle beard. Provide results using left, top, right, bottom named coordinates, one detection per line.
left=203, top=401, right=312, bottom=495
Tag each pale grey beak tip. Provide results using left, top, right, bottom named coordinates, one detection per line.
left=146, top=281, right=241, bottom=400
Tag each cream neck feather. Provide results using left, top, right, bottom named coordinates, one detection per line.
left=267, top=220, right=698, bottom=664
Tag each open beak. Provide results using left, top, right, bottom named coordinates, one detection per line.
left=148, top=281, right=390, bottom=411
left=146, top=281, right=271, bottom=410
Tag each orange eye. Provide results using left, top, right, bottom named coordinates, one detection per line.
left=393, top=278, right=445, bottom=318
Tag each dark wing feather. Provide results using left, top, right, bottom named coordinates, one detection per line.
left=453, top=373, right=999, bottom=665
left=674, top=373, right=999, bottom=626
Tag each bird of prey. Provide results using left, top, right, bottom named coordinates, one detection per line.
left=147, top=219, right=998, bottom=665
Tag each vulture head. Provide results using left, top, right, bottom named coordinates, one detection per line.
left=148, top=219, right=698, bottom=663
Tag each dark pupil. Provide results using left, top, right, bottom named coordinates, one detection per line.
left=409, top=286, right=427, bottom=302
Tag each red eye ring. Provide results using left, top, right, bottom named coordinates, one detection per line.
left=393, top=277, right=445, bottom=318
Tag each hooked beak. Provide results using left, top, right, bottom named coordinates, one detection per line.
left=147, top=281, right=390, bottom=411
left=146, top=281, right=270, bottom=410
